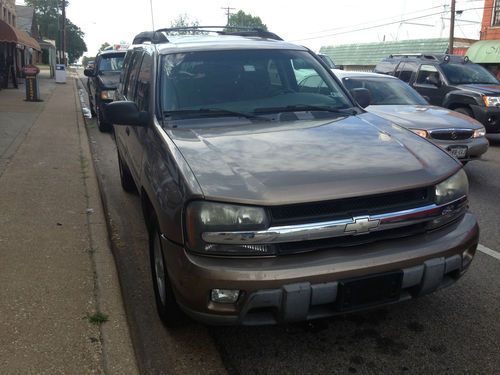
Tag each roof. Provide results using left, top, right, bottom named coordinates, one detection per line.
left=97, top=49, right=126, bottom=57
left=15, top=5, right=35, bottom=34
left=156, top=35, right=304, bottom=54
left=466, top=40, right=500, bottom=63
left=0, top=19, right=40, bottom=51
left=320, top=38, right=450, bottom=66
left=332, top=69, right=398, bottom=79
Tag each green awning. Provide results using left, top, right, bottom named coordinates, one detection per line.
left=466, top=40, right=500, bottom=63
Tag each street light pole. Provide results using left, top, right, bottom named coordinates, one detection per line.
left=449, top=0, right=456, bottom=54
left=61, top=0, right=66, bottom=65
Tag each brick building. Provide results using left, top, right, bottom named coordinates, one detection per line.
left=465, top=0, right=500, bottom=77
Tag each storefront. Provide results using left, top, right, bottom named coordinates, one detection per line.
left=466, top=40, right=500, bottom=79
left=0, top=19, right=40, bottom=89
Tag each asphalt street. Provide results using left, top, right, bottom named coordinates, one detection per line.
left=76, top=71, right=500, bottom=375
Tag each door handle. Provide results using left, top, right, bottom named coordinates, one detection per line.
left=126, top=127, right=130, bottom=136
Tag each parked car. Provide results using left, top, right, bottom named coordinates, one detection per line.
left=84, top=49, right=126, bottom=132
left=374, top=54, right=500, bottom=134
left=318, top=53, right=337, bottom=69
left=106, top=27, right=478, bottom=327
left=325, top=70, right=488, bottom=163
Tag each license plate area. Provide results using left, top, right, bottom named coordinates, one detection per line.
left=447, top=145, right=467, bottom=158
left=336, top=271, right=403, bottom=312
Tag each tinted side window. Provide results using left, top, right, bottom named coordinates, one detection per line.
left=124, top=52, right=144, bottom=100
left=374, top=60, right=398, bottom=75
left=398, top=62, right=418, bottom=83
left=135, top=53, right=152, bottom=111
left=415, top=64, right=439, bottom=85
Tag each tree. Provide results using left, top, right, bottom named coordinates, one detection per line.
left=169, top=14, right=199, bottom=34
left=227, top=10, right=267, bottom=30
left=25, top=0, right=87, bottom=64
left=99, top=42, right=111, bottom=51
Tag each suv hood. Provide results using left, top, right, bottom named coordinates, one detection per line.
left=97, top=71, right=120, bottom=89
left=456, top=83, right=500, bottom=95
left=168, top=113, right=459, bottom=205
left=367, top=105, right=483, bottom=130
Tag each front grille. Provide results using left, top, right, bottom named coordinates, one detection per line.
left=269, top=187, right=432, bottom=226
left=429, top=129, right=473, bottom=141
left=277, top=222, right=427, bottom=255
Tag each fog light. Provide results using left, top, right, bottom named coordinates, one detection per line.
left=211, top=289, right=240, bottom=304
left=462, top=246, right=476, bottom=269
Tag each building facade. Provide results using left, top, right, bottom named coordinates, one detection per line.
left=480, top=0, right=500, bottom=39
left=1, top=0, right=16, bottom=27
left=0, top=0, right=41, bottom=88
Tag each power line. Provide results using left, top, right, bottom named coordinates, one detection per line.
left=299, top=4, right=445, bottom=37
left=221, top=6, right=235, bottom=25
left=292, top=6, right=488, bottom=42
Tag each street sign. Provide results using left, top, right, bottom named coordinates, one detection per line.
left=23, top=65, right=41, bottom=102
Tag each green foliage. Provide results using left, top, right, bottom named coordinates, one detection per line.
left=87, top=312, right=109, bottom=325
left=81, top=56, right=94, bottom=67
left=227, top=10, right=267, bottom=30
left=99, top=42, right=110, bottom=51
left=169, top=14, right=200, bottom=34
left=25, top=0, right=87, bottom=63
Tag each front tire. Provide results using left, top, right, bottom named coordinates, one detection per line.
left=117, top=149, right=136, bottom=193
left=96, top=104, right=112, bottom=132
left=149, top=220, right=184, bottom=327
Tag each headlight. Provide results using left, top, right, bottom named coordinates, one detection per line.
left=410, top=129, right=428, bottom=138
left=185, top=201, right=274, bottom=255
left=100, top=90, right=115, bottom=100
left=473, top=127, right=486, bottom=138
left=482, top=95, right=500, bottom=107
left=435, top=169, right=469, bottom=205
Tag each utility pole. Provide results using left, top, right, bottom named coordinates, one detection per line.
left=61, top=0, right=66, bottom=65
left=449, top=0, right=456, bottom=54
left=221, top=6, right=235, bottom=25
left=150, top=0, right=155, bottom=30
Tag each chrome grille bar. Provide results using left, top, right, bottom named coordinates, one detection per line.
left=201, top=196, right=467, bottom=245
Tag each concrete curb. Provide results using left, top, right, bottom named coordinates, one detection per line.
left=70, top=72, right=140, bottom=375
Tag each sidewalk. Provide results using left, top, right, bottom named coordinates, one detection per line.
left=0, top=69, right=139, bottom=374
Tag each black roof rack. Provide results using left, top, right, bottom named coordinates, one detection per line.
left=132, top=26, right=282, bottom=45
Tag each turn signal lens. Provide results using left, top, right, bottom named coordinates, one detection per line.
left=410, top=129, right=428, bottom=138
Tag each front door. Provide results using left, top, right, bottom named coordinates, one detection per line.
left=412, top=64, right=447, bottom=106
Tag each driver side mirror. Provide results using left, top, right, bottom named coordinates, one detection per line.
left=84, top=68, right=95, bottom=77
left=106, top=101, right=148, bottom=127
left=350, top=88, right=371, bottom=108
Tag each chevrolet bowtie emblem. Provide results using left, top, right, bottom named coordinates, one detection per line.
left=344, top=216, right=380, bottom=234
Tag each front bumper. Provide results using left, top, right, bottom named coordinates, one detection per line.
left=471, top=104, right=500, bottom=133
left=163, top=212, right=478, bottom=325
left=430, top=137, right=489, bottom=161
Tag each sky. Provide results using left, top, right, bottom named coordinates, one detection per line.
left=51, top=0, right=486, bottom=57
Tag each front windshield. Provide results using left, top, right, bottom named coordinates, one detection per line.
left=441, top=63, right=498, bottom=85
left=99, top=54, right=125, bottom=72
left=342, top=76, right=428, bottom=105
left=159, top=49, right=352, bottom=120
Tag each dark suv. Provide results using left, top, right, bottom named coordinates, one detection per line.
left=84, top=49, right=126, bottom=132
left=374, top=54, right=500, bottom=133
left=106, top=27, right=478, bottom=326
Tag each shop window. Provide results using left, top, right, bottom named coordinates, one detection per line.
left=493, top=0, right=500, bottom=26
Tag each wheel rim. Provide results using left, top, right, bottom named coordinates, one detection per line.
left=153, top=234, right=167, bottom=306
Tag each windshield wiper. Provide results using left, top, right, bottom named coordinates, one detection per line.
left=254, top=104, right=356, bottom=115
left=163, top=108, right=270, bottom=121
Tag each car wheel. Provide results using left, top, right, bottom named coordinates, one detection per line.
left=455, top=107, right=474, bottom=118
left=149, top=220, right=185, bottom=327
left=88, top=95, right=96, bottom=117
left=117, top=149, right=136, bottom=193
left=96, top=105, right=112, bottom=132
